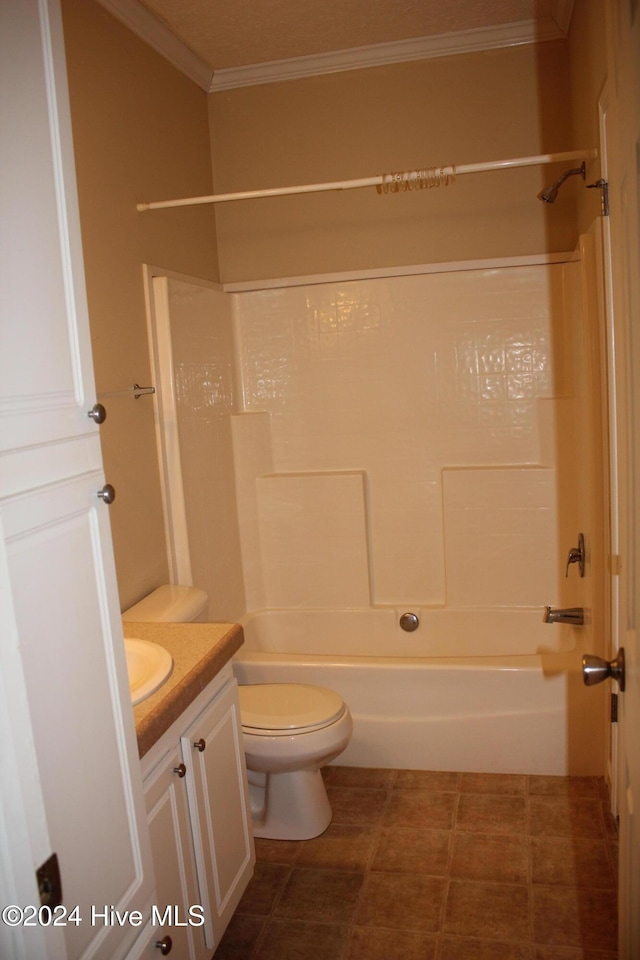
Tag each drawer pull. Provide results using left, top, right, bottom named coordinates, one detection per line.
left=155, top=935, right=172, bottom=955
left=173, top=764, right=186, bottom=778
left=193, top=738, right=206, bottom=752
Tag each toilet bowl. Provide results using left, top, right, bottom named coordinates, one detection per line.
left=239, top=683, right=353, bottom=840
left=122, top=585, right=353, bottom=841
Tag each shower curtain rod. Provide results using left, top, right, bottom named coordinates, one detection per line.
left=137, top=149, right=595, bottom=212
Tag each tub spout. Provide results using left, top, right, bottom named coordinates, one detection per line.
left=543, top=605, right=584, bottom=625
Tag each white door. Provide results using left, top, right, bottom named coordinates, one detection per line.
left=0, top=2, right=154, bottom=958
left=601, top=3, right=640, bottom=957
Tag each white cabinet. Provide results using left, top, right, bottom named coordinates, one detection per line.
left=0, top=2, right=154, bottom=958
left=141, top=666, right=255, bottom=958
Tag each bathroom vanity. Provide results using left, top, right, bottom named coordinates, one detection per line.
left=125, top=622, right=255, bottom=959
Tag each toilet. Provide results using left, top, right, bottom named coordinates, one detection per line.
left=122, top=585, right=353, bottom=841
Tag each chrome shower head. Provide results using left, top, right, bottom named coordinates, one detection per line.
left=538, top=161, right=586, bottom=203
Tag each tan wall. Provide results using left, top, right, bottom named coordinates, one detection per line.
left=61, top=0, right=219, bottom=609
left=210, top=41, right=577, bottom=283
left=568, top=0, right=608, bottom=234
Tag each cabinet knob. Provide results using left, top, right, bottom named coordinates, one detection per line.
left=87, top=402, right=107, bottom=424
left=193, top=738, right=206, bottom=752
left=173, top=763, right=186, bottom=778
left=97, top=484, right=116, bottom=504
left=155, top=935, right=172, bottom=955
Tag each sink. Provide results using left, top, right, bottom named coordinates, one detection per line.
left=125, top=638, right=173, bottom=705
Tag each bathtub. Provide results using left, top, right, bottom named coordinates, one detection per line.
left=232, top=608, right=594, bottom=776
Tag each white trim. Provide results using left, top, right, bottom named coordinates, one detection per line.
left=222, top=251, right=581, bottom=294
left=142, top=267, right=194, bottom=586
left=93, top=1, right=568, bottom=93
left=208, top=19, right=565, bottom=91
left=95, top=0, right=213, bottom=91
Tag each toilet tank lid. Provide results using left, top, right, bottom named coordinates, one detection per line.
left=122, top=585, right=208, bottom=622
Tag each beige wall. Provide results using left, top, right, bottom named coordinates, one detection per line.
left=568, top=0, right=608, bottom=234
left=210, top=41, right=577, bottom=283
left=61, top=0, right=219, bottom=609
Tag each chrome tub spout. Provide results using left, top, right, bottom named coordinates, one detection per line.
left=543, top=606, right=584, bottom=625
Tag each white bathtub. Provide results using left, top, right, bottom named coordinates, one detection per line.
left=233, top=609, right=594, bottom=776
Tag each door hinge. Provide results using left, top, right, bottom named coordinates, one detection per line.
left=611, top=692, right=619, bottom=723
left=586, top=178, right=609, bottom=216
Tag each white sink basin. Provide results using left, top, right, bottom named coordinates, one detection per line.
left=125, top=638, right=173, bottom=705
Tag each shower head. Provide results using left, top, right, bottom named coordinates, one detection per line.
left=538, top=161, right=586, bottom=203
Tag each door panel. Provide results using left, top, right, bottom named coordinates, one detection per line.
left=2, top=473, right=149, bottom=959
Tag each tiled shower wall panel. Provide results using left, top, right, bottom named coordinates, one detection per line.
left=233, top=265, right=570, bottom=608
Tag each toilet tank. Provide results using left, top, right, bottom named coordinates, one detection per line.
left=122, top=585, right=209, bottom=623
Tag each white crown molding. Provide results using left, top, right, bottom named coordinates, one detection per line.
left=94, top=2, right=569, bottom=94
left=95, top=0, right=213, bottom=91
left=209, top=18, right=565, bottom=91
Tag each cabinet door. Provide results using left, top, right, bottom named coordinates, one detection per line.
left=0, top=1, right=154, bottom=958
left=2, top=472, right=154, bottom=960
left=145, top=746, right=204, bottom=960
left=181, top=680, right=255, bottom=951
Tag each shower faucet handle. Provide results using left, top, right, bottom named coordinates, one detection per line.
left=565, top=533, right=585, bottom=578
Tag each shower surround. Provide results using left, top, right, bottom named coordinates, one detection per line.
left=231, top=263, right=573, bottom=615
left=155, top=253, right=604, bottom=774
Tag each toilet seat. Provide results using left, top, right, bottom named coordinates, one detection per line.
left=239, top=683, right=346, bottom=737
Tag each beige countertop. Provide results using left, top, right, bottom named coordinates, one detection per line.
left=124, top=621, right=244, bottom=758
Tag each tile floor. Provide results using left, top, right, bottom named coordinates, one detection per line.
left=216, top=767, right=619, bottom=960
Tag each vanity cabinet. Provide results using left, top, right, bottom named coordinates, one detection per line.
left=141, top=665, right=255, bottom=958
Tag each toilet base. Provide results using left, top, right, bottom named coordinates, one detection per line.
left=250, top=768, right=332, bottom=840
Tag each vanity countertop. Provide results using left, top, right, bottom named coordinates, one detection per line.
left=124, top=621, right=244, bottom=758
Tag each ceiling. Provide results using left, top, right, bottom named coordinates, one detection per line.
left=98, top=0, right=575, bottom=91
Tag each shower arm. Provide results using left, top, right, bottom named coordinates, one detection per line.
left=137, top=149, right=596, bottom=211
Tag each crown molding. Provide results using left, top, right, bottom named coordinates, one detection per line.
left=94, top=1, right=570, bottom=94
left=208, top=18, right=565, bottom=91
left=95, top=0, right=213, bottom=90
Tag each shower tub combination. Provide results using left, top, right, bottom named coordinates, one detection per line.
left=233, top=608, right=586, bottom=776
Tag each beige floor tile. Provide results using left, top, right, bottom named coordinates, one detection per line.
left=215, top=914, right=265, bottom=959
left=224, top=769, right=617, bottom=959
left=346, top=926, right=437, bottom=959
left=383, top=789, right=457, bottom=829
left=451, top=832, right=529, bottom=884
left=296, top=823, right=377, bottom=872
left=371, top=826, right=451, bottom=875
left=444, top=880, right=530, bottom=941
left=236, top=862, right=291, bottom=917
left=256, top=919, right=350, bottom=960
left=530, top=837, right=615, bottom=888
left=532, top=947, right=618, bottom=959
left=327, top=766, right=397, bottom=789
left=326, top=786, right=389, bottom=825
left=456, top=794, right=527, bottom=834
left=531, top=885, right=617, bottom=952
left=274, top=867, right=364, bottom=924
left=394, top=770, right=461, bottom=791
left=528, top=777, right=602, bottom=799
left=440, top=937, right=533, bottom=959
left=254, top=837, right=302, bottom=864
left=528, top=798, right=605, bottom=839
left=356, top=872, right=446, bottom=932
left=461, top=772, right=527, bottom=795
